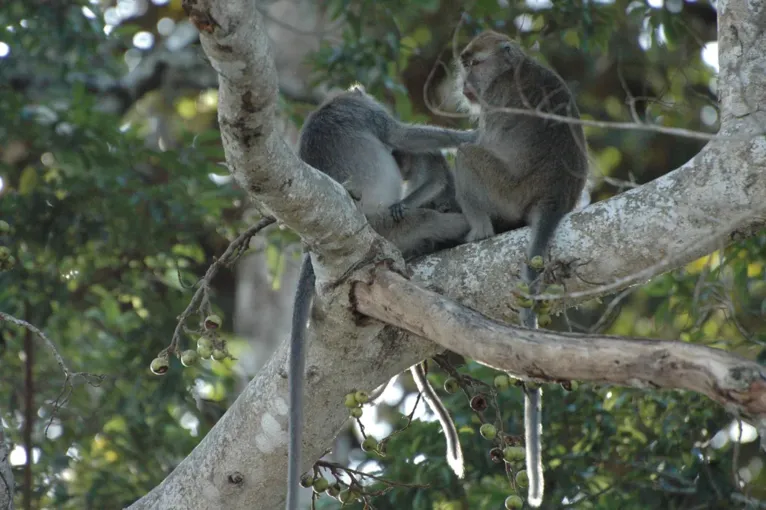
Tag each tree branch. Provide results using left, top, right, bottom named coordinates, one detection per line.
left=182, top=0, right=392, bottom=283
left=405, top=138, right=766, bottom=323
left=353, top=268, right=766, bottom=422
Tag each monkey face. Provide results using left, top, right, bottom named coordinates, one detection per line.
left=458, top=30, right=525, bottom=107
left=457, top=49, right=489, bottom=104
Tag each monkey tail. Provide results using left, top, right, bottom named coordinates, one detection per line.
left=411, top=363, right=465, bottom=478
left=286, top=255, right=315, bottom=510
left=524, top=384, right=544, bottom=507
left=520, top=282, right=544, bottom=507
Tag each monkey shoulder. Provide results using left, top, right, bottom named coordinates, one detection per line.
left=298, top=99, right=394, bottom=164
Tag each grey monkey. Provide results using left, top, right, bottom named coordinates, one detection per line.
left=454, top=31, right=588, bottom=508
left=286, top=85, right=476, bottom=510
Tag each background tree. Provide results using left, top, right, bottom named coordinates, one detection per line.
left=0, top=0, right=764, bottom=509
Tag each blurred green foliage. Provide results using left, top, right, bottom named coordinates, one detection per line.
left=0, top=0, right=763, bottom=509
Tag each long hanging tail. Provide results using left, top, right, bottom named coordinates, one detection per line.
left=519, top=210, right=568, bottom=508
left=411, top=363, right=465, bottom=478
left=524, top=381, right=543, bottom=507
left=519, top=306, right=543, bottom=508
left=286, top=255, right=315, bottom=510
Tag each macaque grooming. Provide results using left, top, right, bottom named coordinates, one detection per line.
left=454, top=30, right=589, bottom=508
left=286, top=85, right=476, bottom=510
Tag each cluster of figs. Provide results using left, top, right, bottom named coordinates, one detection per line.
left=445, top=372, right=532, bottom=510
left=150, top=314, right=230, bottom=375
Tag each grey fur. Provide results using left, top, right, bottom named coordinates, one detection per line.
left=390, top=150, right=461, bottom=220
left=455, top=31, right=588, bottom=508
left=411, top=363, right=464, bottom=478
left=287, top=254, right=313, bottom=510
left=286, top=86, right=474, bottom=510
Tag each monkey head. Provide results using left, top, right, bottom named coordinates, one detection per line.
left=456, top=30, right=526, bottom=109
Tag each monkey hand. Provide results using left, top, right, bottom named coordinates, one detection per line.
left=389, top=202, right=407, bottom=222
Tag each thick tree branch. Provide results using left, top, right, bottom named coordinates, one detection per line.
left=126, top=2, right=401, bottom=508
left=353, top=269, right=766, bottom=423
left=718, top=0, right=766, bottom=128
left=405, top=137, right=766, bottom=322
left=182, top=0, right=392, bottom=283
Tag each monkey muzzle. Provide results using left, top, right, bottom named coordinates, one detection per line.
left=462, top=83, right=479, bottom=103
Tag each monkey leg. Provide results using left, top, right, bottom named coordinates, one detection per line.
left=390, top=170, right=449, bottom=222
left=464, top=217, right=496, bottom=243
left=454, top=146, right=496, bottom=242
left=368, top=209, right=469, bottom=259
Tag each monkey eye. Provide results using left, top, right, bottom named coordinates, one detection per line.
left=462, top=55, right=484, bottom=69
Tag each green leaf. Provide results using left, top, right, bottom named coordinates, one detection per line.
left=19, top=166, right=39, bottom=194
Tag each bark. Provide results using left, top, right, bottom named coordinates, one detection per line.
left=126, top=0, right=766, bottom=508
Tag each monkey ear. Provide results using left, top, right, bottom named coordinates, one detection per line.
left=498, top=41, right=520, bottom=65
left=348, top=83, right=367, bottom=95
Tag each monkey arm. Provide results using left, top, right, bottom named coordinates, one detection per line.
left=391, top=176, right=448, bottom=218
left=384, top=123, right=478, bottom=153
left=368, top=209, right=469, bottom=259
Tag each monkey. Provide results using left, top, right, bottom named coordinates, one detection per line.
left=286, top=85, right=476, bottom=510
left=453, top=31, right=589, bottom=508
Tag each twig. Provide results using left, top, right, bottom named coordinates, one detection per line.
left=167, top=216, right=276, bottom=353
left=0, top=312, right=70, bottom=377
left=315, top=460, right=428, bottom=489
left=0, top=311, right=106, bottom=434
